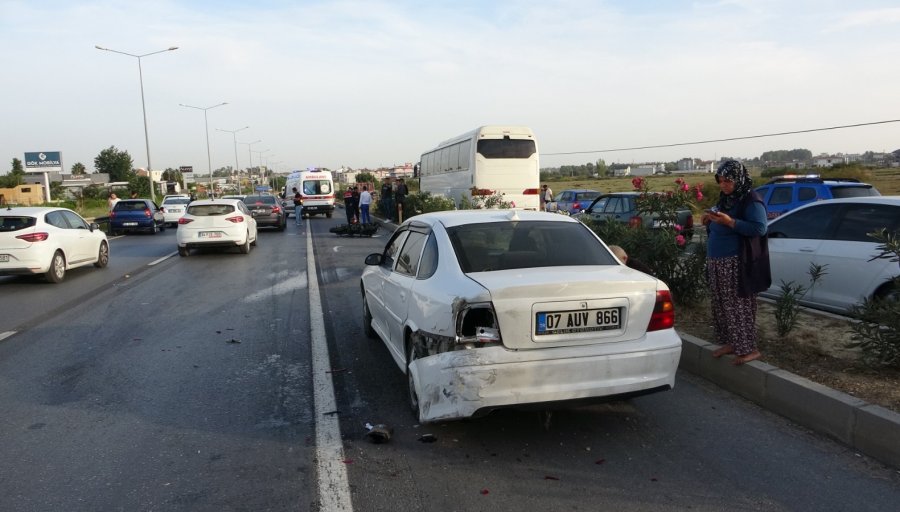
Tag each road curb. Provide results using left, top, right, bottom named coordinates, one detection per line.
left=678, top=332, right=900, bottom=469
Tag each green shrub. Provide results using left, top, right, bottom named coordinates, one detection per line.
left=847, top=229, right=900, bottom=368
left=773, top=263, right=827, bottom=336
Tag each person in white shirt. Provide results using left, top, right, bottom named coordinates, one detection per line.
left=107, top=193, right=120, bottom=212
left=359, top=185, right=372, bottom=224
left=540, top=184, right=553, bottom=211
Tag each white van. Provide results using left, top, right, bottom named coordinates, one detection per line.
left=281, top=170, right=335, bottom=218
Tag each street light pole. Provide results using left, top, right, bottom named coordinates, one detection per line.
left=95, top=44, right=178, bottom=204
left=179, top=102, right=227, bottom=196
left=238, top=139, right=262, bottom=190
left=216, top=126, right=249, bottom=196
left=253, top=149, right=270, bottom=189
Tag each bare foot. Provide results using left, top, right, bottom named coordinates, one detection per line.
left=732, top=351, right=761, bottom=366
left=712, top=344, right=734, bottom=358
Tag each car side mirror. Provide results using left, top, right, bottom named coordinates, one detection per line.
left=89, top=222, right=100, bottom=232
left=365, top=253, right=383, bottom=265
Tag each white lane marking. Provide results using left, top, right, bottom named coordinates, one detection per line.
left=308, top=218, right=354, bottom=511
left=333, top=246, right=342, bottom=252
left=148, top=252, right=177, bottom=266
left=0, top=331, right=16, bottom=341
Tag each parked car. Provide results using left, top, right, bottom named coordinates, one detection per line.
left=109, top=199, right=166, bottom=235
left=755, top=175, right=880, bottom=220
left=573, top=192, right=695, bottom=239
left=175, top=199, right=258, bottom=256
left=360, top=209, right=681, bottom=423
left=160, top=195, right=191, bottom=226
left=241, top=194, right=286, bottom=231
left=0, top=207, right=109, bottom=283
left=547, top=189, right=601, bottom=215
left=761, top=196, right=900, bottom=314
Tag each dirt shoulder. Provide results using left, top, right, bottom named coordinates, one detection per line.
left=676, top=299, right=900, bottom=414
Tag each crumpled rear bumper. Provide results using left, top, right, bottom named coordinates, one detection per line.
left=409, top=330, right=681, bottom=423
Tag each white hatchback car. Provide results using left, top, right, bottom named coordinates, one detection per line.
left=0, top=207, right=109, bottom=283
left=360, top=209, right=681, bottom=423
left=175, top=199, right=258, bottom=256
left=761, top=196, right=900, bottom=313
left=160, top=195, right=191, bottom=226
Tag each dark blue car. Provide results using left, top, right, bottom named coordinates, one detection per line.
left=109, top=199, right=166, bottom=235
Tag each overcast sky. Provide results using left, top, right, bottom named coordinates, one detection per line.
left=2, top=0, right=899, bottom=177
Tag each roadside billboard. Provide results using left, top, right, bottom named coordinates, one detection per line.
left=24, top=151, right=62, bottom=172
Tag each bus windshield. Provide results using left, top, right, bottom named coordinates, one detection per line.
left=477, top=139, right=536, bottom=159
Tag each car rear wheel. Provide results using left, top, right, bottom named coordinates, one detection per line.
left=178, top=246, right=189, bottom=257
left=407, top=341, right=421, bottom=421
left=94, top=241, right=109, bottom=268
left=240, top=233, right=251, bottom=254
left=45, top=251, right=65, bottom=283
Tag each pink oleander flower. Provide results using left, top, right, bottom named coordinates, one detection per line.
left=696, top=191, right=704, bottom=201
left=675, top=224, right=683, bottom=232
left=666, top=191, right=674, bottom=197
left=680, top=183, right=689, bottom=192
left=675, top=234, right=686, bottom=246
left=674, top=178, right=683, bottom=185
left=695, top=183, right=704, bottom=191
left=631, top=177, right=644, bottom=189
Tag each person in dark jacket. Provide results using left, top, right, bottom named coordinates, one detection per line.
left=380, top=178, right=394, bottom=221
left=343, top=186, right=357, bottom=224
left=702, top=159, right=769, bottom=365
left=394, top=178, right=409, bottom=222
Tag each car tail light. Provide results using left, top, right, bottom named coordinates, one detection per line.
left=456, top=303, right=502, bottom=347
left=225, top=215, right=245, bottom=223
left=647, top=290, right=675, bottom=332
left=178, top=217, right=194, bottom=225
left=143, top=208, right=152, bottom=218
left=523, top=188, right=539, bottom=195
left=629, top=216, right=642, bottom=228
left=684, top=214, right=694, bottom=230
left=573, top=202, right=581, bottom=210
left=272, top=206, right=281, bottom=214
left=16, top=232, right=49, bottom=242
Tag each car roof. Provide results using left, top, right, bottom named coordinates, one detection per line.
left=406, top=209, right=580, bottom=229
left=560, top=188, right=599, bottom=193
left=770, top=195, right=900, bottom=220
left=162, top=195, right=190, bottom=199
left=0, top=206, right=72, bottom=216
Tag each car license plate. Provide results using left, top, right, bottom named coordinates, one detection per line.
left=123, top=222, right=138, bottom=226
left=199, top=231, right=223, bottom=239
left=0, top=254, right=8, bottom=262
left=536, top=307, right=621, bottom=335
left=171, top=208, right=182, bottom=213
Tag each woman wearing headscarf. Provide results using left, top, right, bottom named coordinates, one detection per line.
left=702, top=159, right=769, bottom=365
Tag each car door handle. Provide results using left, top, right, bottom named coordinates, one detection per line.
left=799, top=247, right=816, bottom=253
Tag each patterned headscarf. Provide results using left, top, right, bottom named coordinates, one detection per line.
left=715, top=159, right=752, bottom=211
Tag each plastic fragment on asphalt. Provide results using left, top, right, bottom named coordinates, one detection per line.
left=364, top=423, right=393, bottom=444
left=227, top=338, right=241, bottom=344
left=418, top=434, right=437, bottom=443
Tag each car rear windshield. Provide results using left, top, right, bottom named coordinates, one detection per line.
left=114, top=201, right=149, bottom=211
left=830, top=185, right=880, bottom=199
left=187, top=204, right=237, bottom=216
left=163, top=198, right=190, bottom=205
left=0, top=216, right=37, bottom=232
left=243, top=195, right=276, bottom=204
left=447, top=221, right=618, bottom=272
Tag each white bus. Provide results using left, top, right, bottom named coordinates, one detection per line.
left=417, top=125, right=540, bottom=209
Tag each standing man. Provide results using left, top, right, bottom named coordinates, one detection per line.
left=343, top=186, right=356, bottom=224
left=395, top=178, right=409, bottom=222
left=292, top=187, right=303, bottom=226
left=540, top=184, right=553, bottom=211
left=380, top=178, right=393, bottom=221
left=359, top=185, right=372, bottom=224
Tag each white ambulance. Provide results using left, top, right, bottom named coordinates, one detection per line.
left=281, top=169, right=335, bottom=218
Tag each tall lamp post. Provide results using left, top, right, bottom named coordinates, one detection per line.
left=253, top=149, right=270, bottom=189
left=179, top=102, right=227, bottom=195
left=216, top=126, right=249, bottom=196
left=95, top=44, right=178, bottom=204
left=238, top=139, right=262, bottom=191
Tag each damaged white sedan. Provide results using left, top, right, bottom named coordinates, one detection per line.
left=360, top=209, right=681, bottom=423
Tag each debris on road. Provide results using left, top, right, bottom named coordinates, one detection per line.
left=364, top=423, right=393, bottom=444
left=417, top=433, right=437, bottom=443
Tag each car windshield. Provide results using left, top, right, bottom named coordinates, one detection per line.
left=243, top=195, right=276, bottom=205
left=187, top=204, right=236, bottom=216
left=446, top=221, right=618, bottom=272
left=577, top=192, right=600, bottom=201
left=163, top=198, right=190, bottom=205
left=0, top=216, right=37, bottom=232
